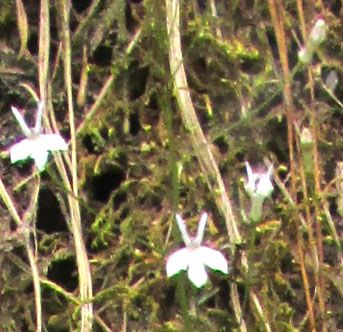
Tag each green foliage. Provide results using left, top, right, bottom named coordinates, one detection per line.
left=1, top=0, right=343, bottom=331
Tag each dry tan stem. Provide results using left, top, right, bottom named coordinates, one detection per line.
left=38, top=0, right=50, bottom=105
left=267, top=0, right=318, bottom=330
left=165, top=1, right=271, bottom=331
left=296, top=2, right=326, bottom=330
left=0, top=177, right=42, bottom=332
left=57, top=1, right=93, bottom=330
left=27, top=239, right=42, bottom=332
left=15, top=0, right=28, bottom=58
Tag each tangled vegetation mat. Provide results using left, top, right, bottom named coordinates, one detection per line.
left=0, top=0, right=342, bottom=331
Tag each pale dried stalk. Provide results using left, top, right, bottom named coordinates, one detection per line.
left=165, top=1, right=271, bottom=331
left=57, top=0, right=93, bottom=330
left=0, top=178, right=42, bottom=332
left=15, top=0, right=28, bottom=58
left=296, top=2, right=326, bottom=331
left=267, top=0, right=317, bottom=330
left=38, top=0, right=49, bottom=105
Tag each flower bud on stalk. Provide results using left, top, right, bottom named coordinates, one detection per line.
left=298, top=19, right=327, bottom=64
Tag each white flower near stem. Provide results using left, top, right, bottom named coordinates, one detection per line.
left=166, top=213, right=228, bottom=288
left=9, top=102, right=68, bottom=171
left=245, top=161, right=273, bottom=222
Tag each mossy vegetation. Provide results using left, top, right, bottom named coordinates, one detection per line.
left=0, top=0, right=342, bottom=331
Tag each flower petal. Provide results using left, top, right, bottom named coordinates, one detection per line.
left=194, top=212, right=207, bottom=245
left=188, top=253, right=208, bottom=287
left=198, top=246, right=228, bottom=274
left=11, top=106, right=32, bottom=137
left=9, top=139, right=32, bottom=163
left=245, top=161, right=257, bottom=195
left=166, top=248, right=190, bottom=277
left=36, top=134, right=68, bottom=152
left=34, top=102, right=44, bottom=134
left=32, top=150, right=49, bottom=171
left=175, top=214, right=191, bottom=246
left=257, top=171, right=273, bottom=198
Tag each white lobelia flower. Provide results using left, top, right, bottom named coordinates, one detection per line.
left=245, top=161, right=273, bottom=222
left=166, top=213, right=228, bottom=288
left=245, top=161, right=273, bottom=199
left=9, top=102, right=68, bottom=171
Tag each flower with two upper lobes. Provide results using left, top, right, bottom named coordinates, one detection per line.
left=9, top=102, right=68, bottom=171
left=244, top=161, right=273, bottom=201
left=166, top=213, right=228, bottom=288
left=244, top=161, right=273, bottom=222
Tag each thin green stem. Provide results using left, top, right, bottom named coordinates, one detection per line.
left=241, top=224, right=257, bottom=322
left=177, top=275, right=192, bottom=331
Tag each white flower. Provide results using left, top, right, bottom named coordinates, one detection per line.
left=166, top=213, right=228, bottom=288
left=9, top=102, right=68, bottom=171
left=245, top=161, right=273, bottom=199
left=245, top=161, right=273, bottom=222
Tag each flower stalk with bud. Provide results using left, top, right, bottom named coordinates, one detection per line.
left=298, top=19, right=327, bottom=64
left=242, top=161, right=274, bottom=317
left=245, top=161, right=274, bottom=223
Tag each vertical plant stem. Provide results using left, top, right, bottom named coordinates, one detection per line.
left=241, top=224, right=257, bottom=321
left=38, top=0, right=49, bottom=104
left=0, top=177, right=42, bottom=332
left=296, top=2, right=326, bottom=329
left=57, top=1, right=93, bottom=330
left=308, top=52, right=326, bottom=332
left=162, top=88, right=179, bottom=212
left=165, top=1, right=272, bottom=331
left=165, top=0, right=240, bottom=247
left=15, top=0, right=28, bottom=58
left=27, top=242, right=42, bottom=332
left=162, top=84, right=193, bottom=328
left=267, top=1, right=317, bottom=330
left=177, top=276, right=191, bottom=331
left=267, top=0, right=295, bottom=196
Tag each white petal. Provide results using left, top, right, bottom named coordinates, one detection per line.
left=194, top=212, right=207, bottom=245
left=188, top=253, right=208, bottom=287
left=198, top=246, right=228, bottom=274
left=9, top=139, right=32, bottom=163
left=34, top=102, right=44, bottom=134
left=245, top=161, right=256, bottom=195
left=257, top=172, right=273, bottom=198
left=175, top=214, right=191, bottom=246
left=166, top=248, right=190, bottom=277
left=11, top=106, right=31, bottom=137
left=35, top=134, right=68, bottom=152
left=32, top=150, right=49, bottom=171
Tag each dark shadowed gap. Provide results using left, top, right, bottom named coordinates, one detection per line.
left=47, top=256, right=78, bottom=292
left=36, top=188, right=68, bottom=233
left=71, top=0, right=93, bottom=14
left=92, top=166, right=125, bottom=202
